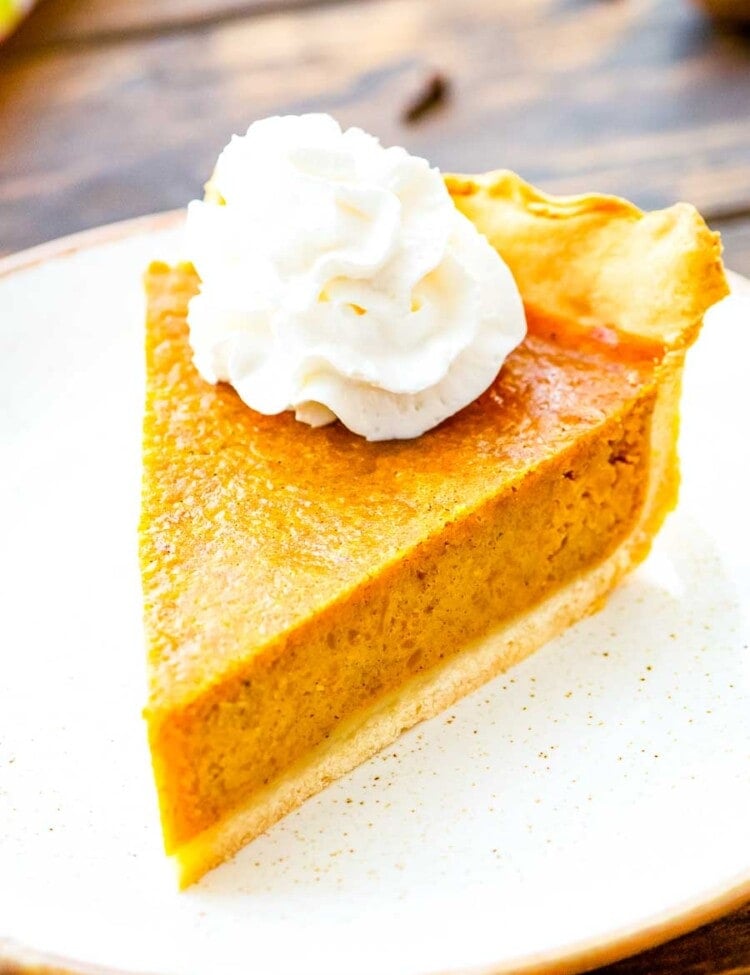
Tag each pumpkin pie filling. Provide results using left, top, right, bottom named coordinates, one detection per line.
left=143, top=262, right=661, bottom=862
left=141, top=164, right=727, bottom=886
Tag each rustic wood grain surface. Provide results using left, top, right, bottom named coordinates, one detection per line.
left=1, top=0, right=333, bottom=46
left=2, top=0, right=750, bottom=266
left=597, top=903, right=750, bottom=975
left=0, top=1, right=748, bottom=973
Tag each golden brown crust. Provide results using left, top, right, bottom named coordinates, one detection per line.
left=446, top=170, right=729, bottom=348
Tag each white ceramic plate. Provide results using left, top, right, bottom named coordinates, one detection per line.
left=0, top=216, right=749, bottom=975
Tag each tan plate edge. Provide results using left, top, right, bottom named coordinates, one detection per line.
left=0, top=940, right=148, bottom=975
left=1, top=877, right=748, bottom=975
left=0, top=217, right=747, bottom=975
left=0, top=211, right=184, bottom=280
left=451, top=873, right=750, bottom=975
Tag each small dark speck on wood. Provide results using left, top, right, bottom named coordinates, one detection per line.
left=401, top=71, right=451, bottom=124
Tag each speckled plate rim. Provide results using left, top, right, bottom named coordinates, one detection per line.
left=1, top=871, right=750, bottom=975
left=0, top=214, right=747, bottom=975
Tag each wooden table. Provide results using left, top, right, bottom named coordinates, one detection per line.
left=0, top=1, right=748, bottom=973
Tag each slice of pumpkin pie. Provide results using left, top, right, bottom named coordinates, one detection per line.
left=139, top=116, right=727, bottom=887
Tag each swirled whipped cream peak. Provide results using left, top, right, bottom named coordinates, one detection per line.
left=185, top=113, right=527, bottom=441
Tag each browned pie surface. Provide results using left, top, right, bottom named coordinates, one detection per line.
left=141, top=261, right=662, bottom=847
left=141, top=263, right=660, bottom=707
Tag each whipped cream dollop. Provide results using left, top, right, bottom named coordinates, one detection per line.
left=185, top=114, right=526, bottom=441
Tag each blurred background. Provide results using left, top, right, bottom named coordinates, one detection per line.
left=1, top=0, right=749, bottom=273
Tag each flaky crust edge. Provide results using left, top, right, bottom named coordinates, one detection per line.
left=446, top=170, right=729, bottom=348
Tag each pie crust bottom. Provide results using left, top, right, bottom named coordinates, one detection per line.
left=173, top=351, right=682, bottom=888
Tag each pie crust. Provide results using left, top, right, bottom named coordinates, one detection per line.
left=140, top=172, right=727, bottom=886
